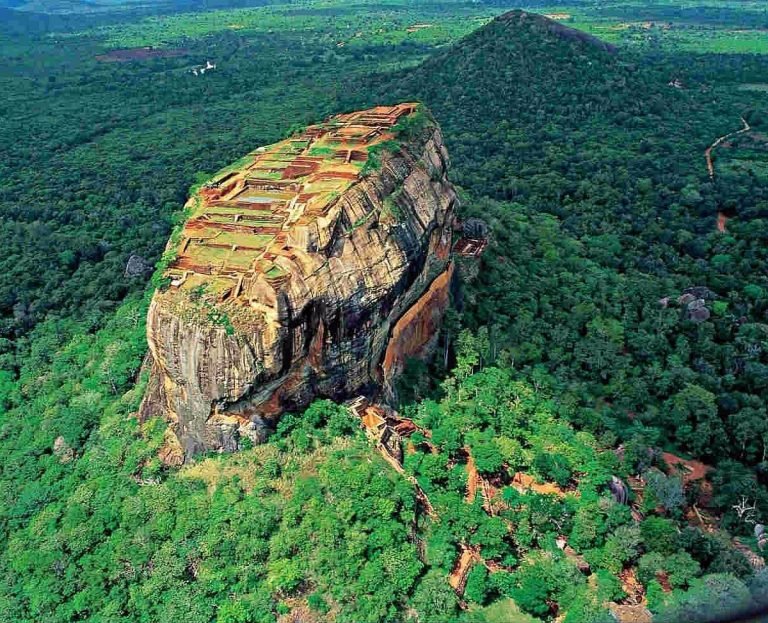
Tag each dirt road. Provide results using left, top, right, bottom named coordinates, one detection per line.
left=705, top=117, right=750, bottom=233
left=705, top=116, right=750, bottom=179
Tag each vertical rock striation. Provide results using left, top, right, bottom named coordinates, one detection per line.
left=140, top=104, right=457, bottom=460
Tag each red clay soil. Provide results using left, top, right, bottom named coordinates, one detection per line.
left=281, top=162, right=320, bottom=179
left=187, top=220, right=281, bottom=235
left=662, top=452, right=711, bottom=484
left=717, top=211, right=729, bottom=233
left=95, top=47, right=188, bottom=62
left=511, top=471, right=566, bottom=497
left=465, top=451, right=479, bottom=503
left=462, top=449, right=501, bottom=511
left=313, top=171, right=359, bottom=181
left=656, top=571, right=673, bottom=593
left=173, top=258, right=216, bottom=274
left=391, top=419, right=417, bottom=436
left=480, top=479, right=500, bottom=515
left=619, top=568, right=646, bottom=605
left=448, top=546, right=478, bottom=594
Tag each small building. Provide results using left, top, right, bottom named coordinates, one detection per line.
left=453, top=217, right=489, bottom=258
left=452, top=237, right=488, bottom=257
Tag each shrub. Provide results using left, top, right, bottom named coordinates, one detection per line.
left=640, top=516, right=678, bottom=554
left=465, top=565, right=491, bottom=604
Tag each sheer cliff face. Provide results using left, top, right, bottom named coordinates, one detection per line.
left=140, top=104, right=457, bottom=459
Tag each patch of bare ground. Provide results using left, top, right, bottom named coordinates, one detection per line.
left=717, top=211, right=729, bottom=233
left=448, top=546, right=478, bottom=594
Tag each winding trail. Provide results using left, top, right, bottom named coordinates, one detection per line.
left=375, top=442, right=437, bottom=519
left=353, top=403, right=566, bottom=600
left=704, top=116, right=750, bottom=233
left=705, top=116, right=750, bottom=179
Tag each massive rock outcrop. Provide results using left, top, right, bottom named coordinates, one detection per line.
left=140, top=104, right=457, bottom=459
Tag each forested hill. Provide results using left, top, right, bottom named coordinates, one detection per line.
left=358, top=8, right=736, bottom=225
left=347, top=10, right=768, bottom=496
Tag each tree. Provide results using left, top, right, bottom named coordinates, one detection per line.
left=532, top=451, right=572, bottom=487
left=637, top=552, right=700, bottom=589
left=654, top=574, right=752, bottom=623
left=663, top=384, right=722, bottom=457
left=588, top=525, right=641, bottom=574
left=465, top=565, right=491, bottom=605
left=410, top=570, right=459, bottom=623
left=643, top=469, right=684, bottom=515
left=511, top=554, right=584, bottom=618
left=640, top=516, right=678, bottom=554
left=678, top=527, right=725, bottom=570
left=708, top=547, right=753, bottom=579
left=216, top=600, right=252, bottom=623
left=467, top=430, right=504, bottom=476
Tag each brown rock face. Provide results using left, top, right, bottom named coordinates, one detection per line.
left=381, top=263, right=454, bottom=392
left=140, top=104, right=457, bottom=458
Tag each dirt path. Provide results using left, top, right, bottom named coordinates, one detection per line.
left=511, top=471, right=566, bottom=497
left=448, top=545, right=512, bottom=595
left=465, top=450, right=479, bottom=503
left=705, top=116, right=750, bottom=180
left=375, top=442, right=437, bottom=519
left=464, top=448, right=502, bottom=513
left=704, top=116, right=750, bottom=233
left=448, top=546, right=479, bottom=593
left=662, top=452, right=711, bottom=484
left=359, top=409, right=561, bottom=600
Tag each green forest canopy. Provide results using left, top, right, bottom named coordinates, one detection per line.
left=3, top=2, right=768, bottom=622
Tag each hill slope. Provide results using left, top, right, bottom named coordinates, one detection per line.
left=342, top=7, right=768, bottom=572
left=345, top=8, right=768, bottom=464
left=361, top=10, right=728, bottom=217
